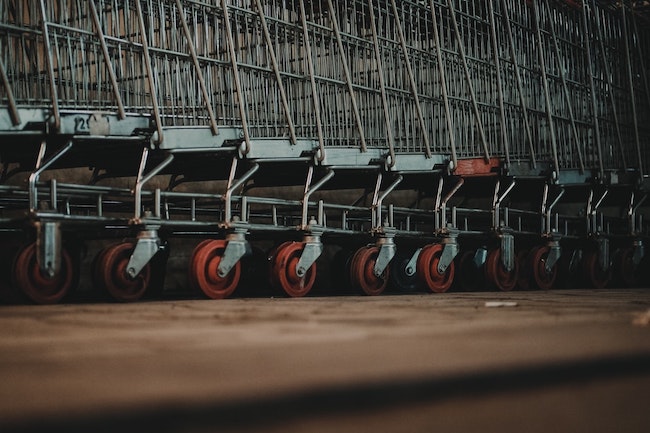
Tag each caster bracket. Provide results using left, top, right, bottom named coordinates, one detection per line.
left=474, top=247, right=488, bottom=268
left=36, top=221, right=62, bottom=278
left=500, top=233, right=515, bottom=273
left=405, top=248, right=422, bottom=277
left=296, top=237, right=323, bottom=278
left=597, top=237, right=610, bottom=272
left=544, top=233, right=563, bottom=273
left=126, top=229, right=161, bottom=279
left=545, top=244, right=562, bottom=274
left=373, top=232, right=397, bottom=278
left=218, top=229, right=252, bottom=278
left=296, top=225, right=325, bottom=278
left=438, top=233, right=460, bottom=274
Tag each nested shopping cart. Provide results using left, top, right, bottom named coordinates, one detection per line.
left=1, top=0, right=649, bottom=304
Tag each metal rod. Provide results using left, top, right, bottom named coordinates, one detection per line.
left=38, top=0, right=60, bottom=131
left=225, top=162, right=260, bottom=223
left=446, top=0, right=490, bottom=162
left=29, top=141, right=73, bottom=211
left=154, top=188, right=161, bottom=218
left=631, top=13, right=650, bottom=135
left=368, top=0, right=396, bottom=167
left=487, top=0, right=510, bottom=167
left=298, top=1, right=326, bottom=162
left=302, top=169, right=335, bottom=228
left=545, top=188, right=565, bottom=236
left=428, top=0, right=457, bottom=169
left=375, top=175, right=403, bottom=229
left=493, top=179, right=516, bottom=228
left=49, top=179, right=57, bottom=211
left=325, top=0, right=367, bottom=152
left=0, top=57, right=20, bottom=126
left=581, top=2, right=605, bottom=180
left=34, top=140, right=47, bottom=171
left=88, top=0, right=125, bottom=120
left=175, top=0, right=219, bottom=136
left=500, top=0, right=536, bottom=168
left=220, top=0, right=251, bottom=154
left=135, top=0, right=163, bottom=145
left=434, top=177, right=444, bottom=229
left=621, top=4, right=643, bottom=178
left=532, top=0, right=560, bottom=176
left=590, top=0, right=626, bottom=170
left=544, top=0, right=585, bottom=173
left=440, top=178, right=464, bottom=229
left=134, top=152, right=175, bottom=219
left=253, top=0, right=297, bottom=145
left=388, top=0, right=431, bottom=158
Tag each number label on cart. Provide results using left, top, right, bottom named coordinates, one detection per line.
left=71, top=114, right=111, bottom=135
left=74, top=116, right=90, bottom=133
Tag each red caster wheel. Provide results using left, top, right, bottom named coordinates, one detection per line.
left=97, top=242, right=151, bottom=302
left=267, top=241, right=294, bottom=292
left=417, top=244, right=455, bottom=293
left=271, top=242, right=316, bottom=297
left=582, top=251, right=610, bottom=289
left=350, top=246, right=389, bottom=296
left=529, top=246, right=557, bottom=290
left=12, top=242, right=75, bottom=304
left=91, top=243, right=116, bottom=291
left=188, top=239, right=219, bottom=294
left=612, top=248, right=636, bottom=287
left=485, top=248, right=518, bottom=292
left=191, top=240, right=241, bottom=299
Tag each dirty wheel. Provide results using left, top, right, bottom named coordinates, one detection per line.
left=188, top=239, right=218, bottom=294
left=530, top=246, right=557, bottom=290
left=192, top=240, right=241, bottom=299
left=350, top=246, right=388, bottom=296
left=389, top=249, right=419, bottom=293
left=268, top=241, right=294, bottom=292
left=13, top=242, right=75, bottom=304
left=417, top=244, right=455, bottom=293
left=612, top=248, right=636, bottom=287
left=91, top=244, right=115, bottom=291
left=98, top=242, right=150, bottom=302
left=271, top=242, right=316, bottom=297
left=485, top=248, right=518, bottom=292
left=582, top=251, right=610, bottom=289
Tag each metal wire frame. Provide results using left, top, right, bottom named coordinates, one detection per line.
left=0, top=0, right=648, bottom=174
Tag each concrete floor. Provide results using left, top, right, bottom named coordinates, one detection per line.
left=1, top=289, right=649, bottom=432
